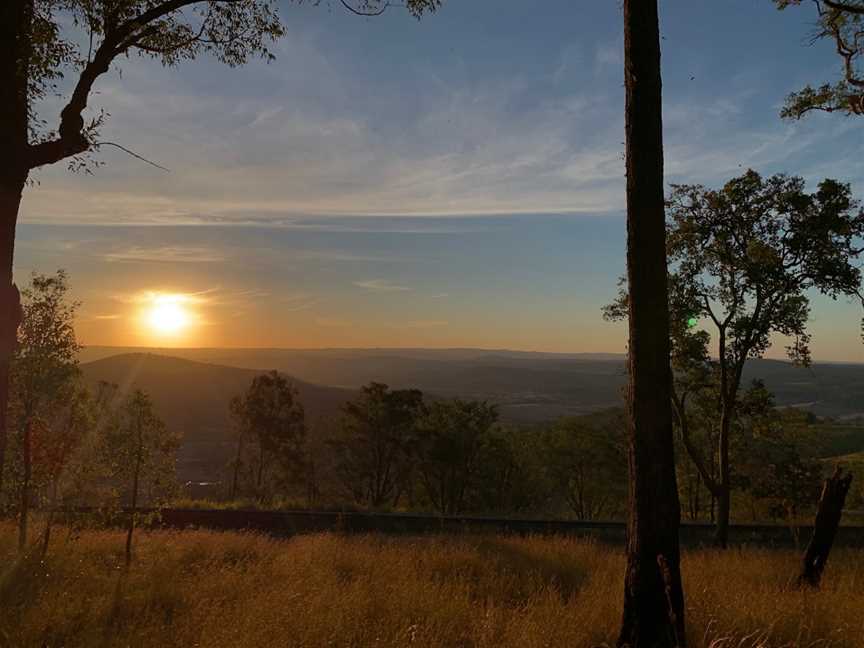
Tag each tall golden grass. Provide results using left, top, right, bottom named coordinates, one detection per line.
left=1, top=523, right=862, bottom=647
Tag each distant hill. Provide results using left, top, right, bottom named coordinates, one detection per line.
left=80, top=346, right=864, bottom=420
left=80, top=353, right=356, bottom=481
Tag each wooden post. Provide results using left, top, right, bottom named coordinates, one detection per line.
left=796, top=467, right=852, bottom=589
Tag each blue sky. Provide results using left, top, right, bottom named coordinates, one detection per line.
left=14, top=0, right=864, bottom=358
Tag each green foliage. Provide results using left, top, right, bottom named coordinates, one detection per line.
left=473, top=426, right=551, bottom=515
left=329, top=382, right=424, bottom=508
left=228, top=371, right=307, bottom=501
left=415, top=399, right=498, bottom=515
left=5, top=270, right=84, bottom=545
left=774, top=0, right=864, bottom=118
left=541, top=415, right=626, bottom=520
left=99, top=388, right=180, bottom=508
left=12, top=270, right=81, bottom=413
left=13, top=0, right=442, bottom=170
left=667, top=170, right=863, bottom=369
left=605, top=170, right=864, bottom=531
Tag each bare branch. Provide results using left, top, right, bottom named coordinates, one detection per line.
left=824, top=0, right=864, bottom=15
left=93, top=142, right=171, bottom=172
left=671, top=384, right=722, bottom=498
left=338, top=0, right=390, bottom=16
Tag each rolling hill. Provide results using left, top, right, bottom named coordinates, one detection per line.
left=80, top=347, right=864, bottom=420
left=80, top=353, right=356, bottom=481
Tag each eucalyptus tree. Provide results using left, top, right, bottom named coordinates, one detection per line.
left=0, top=0, right=442, bottom=523
left=607, top=170, right=864, bottom=547
left=415, top=399, right=498, bottom=516
left=330, top=382, right=424, bottom=508
left=100, top=388, right=178, bottom=567
left=231, top=370, right=307, bottom=501
left=8, top=270, right=80, bottom=551
left=775, top=0, right=864, bottom=117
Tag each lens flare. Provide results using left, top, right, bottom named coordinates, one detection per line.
left=141, top=293, right=193, bottom=337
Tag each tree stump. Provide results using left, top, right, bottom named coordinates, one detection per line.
left=796, top=467, right=853, bottom=589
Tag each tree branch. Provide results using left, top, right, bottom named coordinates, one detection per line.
left=93, top=142, right=171, bottom=172
left=26, top=0, right=242, bottom=170
left=672, top=384, right=722, bottom=498
left=338, top=0, right=390, bottom=16
left=824, top=0, right=864, bottom=15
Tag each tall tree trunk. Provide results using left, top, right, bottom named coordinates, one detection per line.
left=0, top=0, right=31, bottom=502
left=41, top=476, right=59, bottom=560
left=125, top=413, right=143, bottom=568
left=715, top=407, right=731, bottom=547
left=618, top=2, right=686, bottom=647
left=231, top=432, right=244, bottom=499
left=796, top=467, right=852, bottom=589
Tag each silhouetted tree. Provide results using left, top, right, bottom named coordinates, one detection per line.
left=100, top=389, right=178, bottom=566
left=775, top=1, right=864, bottom=117
left=796, top=466, right=853, bottom=588
left=607, top=170, right=864, bottom=547
left=669, top=171, right=862, bottom=547
left=415, top=399, right=498, bottom=515
left=231, top=371, right=307, bottom=502
left=330, top=383, right=424, bottom=508
left=617, top=2, right=686, bottom=646
left=475, top=426, right=549, bottom=515
left=733, top=387, right=822, bottom=531
left=0, top=0, right=442, bottom=525
left=37, top=383, right=95, bottom=557
left=228, top=395, right=248, bottom=500
left=542, top=417, right=625, bottom=521
left=8, top=271, right=80, bottom=551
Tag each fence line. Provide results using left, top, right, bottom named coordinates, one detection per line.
left=54, top=507, right=864, bottom=547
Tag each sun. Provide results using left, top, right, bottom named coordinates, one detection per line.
left=143, top=294, right=192, bottom=337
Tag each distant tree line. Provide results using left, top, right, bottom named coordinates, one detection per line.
left=225, top=376, right=629, bottom=519
left=0, top=263, right=847, bottom=562
left=224, top=368, right=834, bottom=527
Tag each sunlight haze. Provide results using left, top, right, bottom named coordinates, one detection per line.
left=14, top=0, right=864, bottom=360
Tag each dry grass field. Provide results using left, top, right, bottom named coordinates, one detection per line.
left=1, top=523, right=862, bottom=647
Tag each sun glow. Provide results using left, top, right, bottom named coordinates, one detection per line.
left=140, top=293, right=195, bottom=339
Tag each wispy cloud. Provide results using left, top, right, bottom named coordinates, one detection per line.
left=103, top=245, right=225, bottom=263
left=353, top=279, right=412, bottom=293
left=281, top=293, right=319, bottom=312
left=85, top=313, right=123, bottom=321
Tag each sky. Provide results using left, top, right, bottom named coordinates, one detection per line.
left=14, top=0, right=864, bottom=359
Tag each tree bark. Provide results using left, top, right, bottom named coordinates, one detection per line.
left=796, top=467, right=852, bottom=589
left=0, top=0, right=30, bottom=503
left=618, top=2, right=686, bottom=647
left=715, top=394, right=732, bottom=547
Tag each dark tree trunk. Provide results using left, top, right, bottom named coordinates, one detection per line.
left=126, top=413, right=144, bottom=568
left=715, top=407, right=731, bottom=548
left=0, top=0, right=30, bottom=501
left=618, top=2, right=686, bottom=647
left=41, top=476, right=59, bottom=560
left=796, top=468, right=853, bottom=589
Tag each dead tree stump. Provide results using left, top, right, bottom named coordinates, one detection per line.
left=796, top=467, right=853, bottom=589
